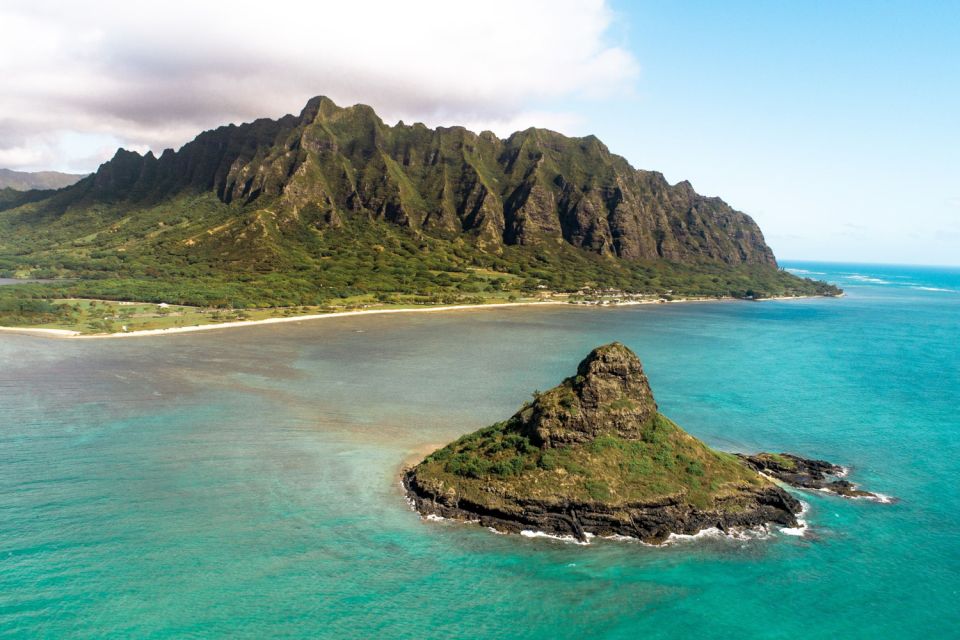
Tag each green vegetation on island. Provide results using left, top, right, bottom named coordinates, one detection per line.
left=419, top=413, right=763, bottom=510
left=404, top=343, right=802, bottom=543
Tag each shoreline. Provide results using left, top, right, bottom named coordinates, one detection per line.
left=0, top=301, right=568, bottom=339
left=0, top=294, right=834, bottom=340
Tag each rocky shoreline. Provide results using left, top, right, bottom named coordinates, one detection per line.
left=402, top=343, right=882, bottom=545
left=403, top=470, right=801, bottom=544
left=737, top=452, right=879, bottom=499
left=403, top=450, right=881, bottom=543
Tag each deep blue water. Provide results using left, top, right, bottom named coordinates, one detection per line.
left=1, top=262, right=957, bottom=638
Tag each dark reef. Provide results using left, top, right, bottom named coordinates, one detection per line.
left=737, top=453, right=878, bottom=499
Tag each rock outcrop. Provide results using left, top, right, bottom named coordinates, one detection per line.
left=737, top=453, right=878, bottom=499
left=404, top=343, right=802, bottom=543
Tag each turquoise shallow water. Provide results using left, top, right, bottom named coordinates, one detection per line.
left=1, top=261, right=958, bottom=638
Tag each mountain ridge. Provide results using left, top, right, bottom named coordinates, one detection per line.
left=52, top=96, right=776, bottom=266
left=0, top=96, right=839, bottom=318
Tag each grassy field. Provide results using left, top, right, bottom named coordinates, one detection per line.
left=4, top=291, right=558, bottom=334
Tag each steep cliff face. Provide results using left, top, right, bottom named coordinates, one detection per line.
left=404, top=343, right=801, bottom=543
left=64, top=96, right=777, bottom=267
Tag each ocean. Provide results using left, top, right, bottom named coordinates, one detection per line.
left=1, top=261, right=957, bottom=638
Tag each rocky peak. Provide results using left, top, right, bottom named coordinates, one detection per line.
left=574, top=342, right=656, bottom=409
left=521, top=342, right=658, bottom=447
left=299, top=95, right=342, bottom=122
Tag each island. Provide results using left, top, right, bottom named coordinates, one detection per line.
left=404, top=343, right=875, bottom=544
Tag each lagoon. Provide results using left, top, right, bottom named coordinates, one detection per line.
left=1, top=262, right=958, bottom=638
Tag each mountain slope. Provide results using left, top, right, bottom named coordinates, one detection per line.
left=0, top=97, right=839, bottom=309
left=42, top=96, right=775, bottom=265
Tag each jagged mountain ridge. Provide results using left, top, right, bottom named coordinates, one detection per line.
left=62, top=96, right=776, bottom=266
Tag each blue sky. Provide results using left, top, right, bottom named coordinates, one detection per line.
left=1, top=1, right=956, bottom=265
left=581, top=1, right=959, bottom=264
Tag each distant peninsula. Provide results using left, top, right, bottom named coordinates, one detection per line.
left=0, top=97, right=839, bottom=331
left=404, top=343, right=875, bottom=543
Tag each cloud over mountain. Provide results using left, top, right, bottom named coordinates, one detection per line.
left=0, top=0, right=638, bottom=171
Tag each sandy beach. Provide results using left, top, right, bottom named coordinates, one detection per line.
left=0, top=301, right=570, bottom=339
left=0, top=294, right=829, bottom=340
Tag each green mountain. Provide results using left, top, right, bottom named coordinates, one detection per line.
left=0, top=96, right=838, bottom=316
left=0, top=168, right=88, bottom=191
left=404, top=343, right=801, bottom=543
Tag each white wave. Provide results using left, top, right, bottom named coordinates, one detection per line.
left=519, top=529, right=591, bottom=545
left=785, top=268, right=825, bottom=275
left=601, top=533, right=645, bottom=543
left=779, top=500, right=810, bottom=536
left=857, top=492, right=896, bottom=504
left=845, top=274, right=892, bottom=284
left=810, top=481, right=892, bottom=503
left=912, top=286, right=957, bottom=293
left=591, top=527, right=768, bottom=547
left=666, top=527, right=719, bottom=542
left=427, top=520, right=786, bottom=546
left=779, top=522, right=807, bottom=536
left=669, top=526, right=727, bottom=542
left=665, top=526, right=771, bottom=544
left=420, top=512, right=480, bottom=525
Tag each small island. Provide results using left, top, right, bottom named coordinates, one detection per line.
left=404, top=343, right=876, bottom=544
left=405, top=343, right=803, bottom=543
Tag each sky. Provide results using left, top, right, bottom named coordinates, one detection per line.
left=0, top=0, right=957, bottom=265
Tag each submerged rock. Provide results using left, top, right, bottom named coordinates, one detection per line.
left=737, top=453, right=878, bottom=499
left=403, top=343, right=802, bottom=544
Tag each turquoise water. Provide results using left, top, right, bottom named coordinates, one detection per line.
left=1, top=262, right=958, bottom=638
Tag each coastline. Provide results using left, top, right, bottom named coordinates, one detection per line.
left=0, top=293, right=833, bottom=340
left=0, top=301, right=569, bottom=339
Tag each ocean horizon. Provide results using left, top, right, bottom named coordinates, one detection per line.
left=1, top=260, right=957, bottom=638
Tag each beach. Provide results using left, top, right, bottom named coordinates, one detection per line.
left=0, top=294, right=826, bottom=339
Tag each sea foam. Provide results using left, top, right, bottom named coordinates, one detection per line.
left=779, top=501, right=810, bottom=537
left=912, top=286, right=957, bottom=293
left=519, top=529, right=591, bottom=545
left=845, top=274, right=892, bottom=284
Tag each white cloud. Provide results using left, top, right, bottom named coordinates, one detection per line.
left=0, top=145, right=47, bottom=168
left=0, top=0, right=638, bottom=171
